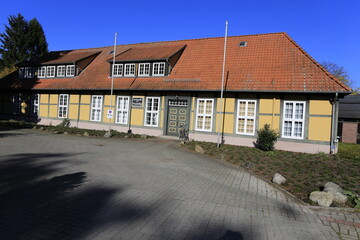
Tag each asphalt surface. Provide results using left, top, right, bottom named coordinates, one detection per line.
left=0, top=128, right=347, bottom=240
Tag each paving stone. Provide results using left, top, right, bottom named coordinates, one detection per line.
left=0, top=129, right=348, bottom=240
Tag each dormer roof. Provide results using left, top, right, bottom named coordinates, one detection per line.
left=109, top=45, right=186, bottom=62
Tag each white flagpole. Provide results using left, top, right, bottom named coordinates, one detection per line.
left=217, top=21, right=228, bottom=148
left=108, top=32, right=117, bottom=132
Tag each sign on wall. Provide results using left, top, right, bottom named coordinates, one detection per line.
left=132, top=97, right=143, bottom=107
left=107, top=109, right=113, bottom=119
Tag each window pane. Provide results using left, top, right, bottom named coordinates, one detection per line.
left=238, top=101, right=246, bottom=116
left=238, top=118, right=245, bottom=133
left=284, top=121, right=292, bottom=136
left=285, top=103, right=293, bottom=119
left=294, top=121, right=303, bottom=137
left=295, top=103, right=304, bottom=119
left=205, top=101, right=212, bottom=114
left=247, top=102, right=255, bottom=117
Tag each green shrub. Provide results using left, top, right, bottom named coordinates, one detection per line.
left=256, top=124, right=279, bottom=151
left=57, top=118, right=70, bottom=128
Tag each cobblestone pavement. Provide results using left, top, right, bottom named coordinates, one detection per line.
left=0, top=128, right=352, bottom=240
left=311, top=207, right=360, bottom=240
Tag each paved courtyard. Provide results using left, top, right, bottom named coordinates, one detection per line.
left=0, top=128, right=351, bottom=240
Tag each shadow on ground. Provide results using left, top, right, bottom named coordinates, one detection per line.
left=0, top=153, right=156, bottom=240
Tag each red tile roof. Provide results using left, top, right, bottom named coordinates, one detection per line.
left=1, top=32, right=351, bottom=93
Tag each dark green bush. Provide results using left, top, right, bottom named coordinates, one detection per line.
left=256, top=124, right=279, bottom=151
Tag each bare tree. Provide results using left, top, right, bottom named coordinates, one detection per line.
left=321, top=61, right=352, bottom=88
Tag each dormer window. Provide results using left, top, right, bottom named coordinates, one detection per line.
left=66, top=65, right=75, bottom=77
left=153, top=62, right=165, bottom=76
left=124, top=63, right=135, bottom=76
left=47, top=66, right=55, bottom=77
left=38, top=66, right=46, bottom=78
left=138, top=63, right=150, bottom=76
left=57, top=65, right=66, bottom=77
left=113, top=64, right=123, bottom=76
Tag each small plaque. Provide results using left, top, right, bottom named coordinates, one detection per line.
left=132, top=97, right=143, bottom=107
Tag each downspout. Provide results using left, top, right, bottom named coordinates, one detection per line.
left=330, top=92, right=338, bottom=154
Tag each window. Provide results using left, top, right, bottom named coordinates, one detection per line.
left=116, top=96, right=130, bottom=124
left=145, top=97, right=160, bottom=127
left=47, top=66, right=55, bottom=77
left=66, top=65, right=75, bottom=77
left=153, top=62, right=165, bottom=76
left=196, top=99, right=214, bottom=131
left=38, top=66, right=46, bottom=78
left=91, top=95, right=103, bottom=122
left=124, top=64, right=135, bottom=76
left=58, top=94, right=69, bottom=118
left=113, top=64, right=123, bottom=76
left=31, top=94, right=40, bottom=116
left=12, top=93, right=21, bottom=115
left=57, top=65, right=66, bottom=77
left=138, top=63, right=150, bottom=76
left=19, top=67, right=34, bottom=78
left=236, top=100, right=257, bottom=135
left=282, top=101, right=306, bottom=139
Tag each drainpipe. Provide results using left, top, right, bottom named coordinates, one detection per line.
left=330, top=92, right=338, bottom=154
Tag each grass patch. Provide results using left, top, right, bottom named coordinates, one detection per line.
left=182, top=140, right=360, bottom=207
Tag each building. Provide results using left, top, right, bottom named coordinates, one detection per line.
left=0, top=32, right=351, bottom=153
left=338, top=95, right=360, bottom=144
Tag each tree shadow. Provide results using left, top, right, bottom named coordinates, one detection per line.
left=0, top=153, right=79, bottom=194
left=0, top=152, right=160, bottom=240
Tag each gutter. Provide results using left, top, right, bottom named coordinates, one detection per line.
left=330, top=92, right=339, bottom=154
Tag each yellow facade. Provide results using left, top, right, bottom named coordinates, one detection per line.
left=309, top=100, right=332, bottom=116
left=49, top=94, right=58, bottom=104
left=308, top=117, right=332, bottom=141
left=3, top=92, right=333, bottom=144
left=40, top=94, right=49, bottom=104
left=259, top=98, right=280, bottom=114
left=49, top=105, right=58, bottom=118
left=130, top=108, right=144, bottom=126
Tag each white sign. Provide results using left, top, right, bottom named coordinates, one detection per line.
left=107, top=109, right=114, bottom=119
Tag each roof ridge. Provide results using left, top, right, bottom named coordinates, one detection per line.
left=282, top=33, right=351, bottom=92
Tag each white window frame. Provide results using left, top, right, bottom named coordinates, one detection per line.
left=31, top=93, right=40, bottom=116
left=282, top=101, right=306, bottom=139
left=46, top=66, right=55, bottom=77
left=57, top=65, right=66, bottom=77
left=138, top=63, right=150, bottom=76
left=90, top=95, right=103, bottom=122
left=58, top=94, right=69, bottom=118
left=113, top=64, right=123, bottom=77
left=66, top=65, right=75, bottom=77
left=152, top=62, right=165, bottom=76
left=195, top=98, right=214, bottom=132
left=116, top=96, right=130, bottom=124
left=144, top=97, right=160, bottom=127
left=124, top=63, right=135, bottom=76
left=38, top=66, right=47, bottom=78
left=236, top=100, right=257, bottom=135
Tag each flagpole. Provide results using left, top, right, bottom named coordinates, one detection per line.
left=217, top=20, right=228, bottom=148
left=108, top=32, right=117, bottom=132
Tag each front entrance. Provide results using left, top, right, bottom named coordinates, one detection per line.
left=166, top=99, right=190, bottom=136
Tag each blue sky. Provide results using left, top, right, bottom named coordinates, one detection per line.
left=1, top=0, right=359, bottom=89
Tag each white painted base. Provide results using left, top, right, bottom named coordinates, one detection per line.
left=38, top=118, right=331, bottom=154
left=189, top=132, right=331, bottom=154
